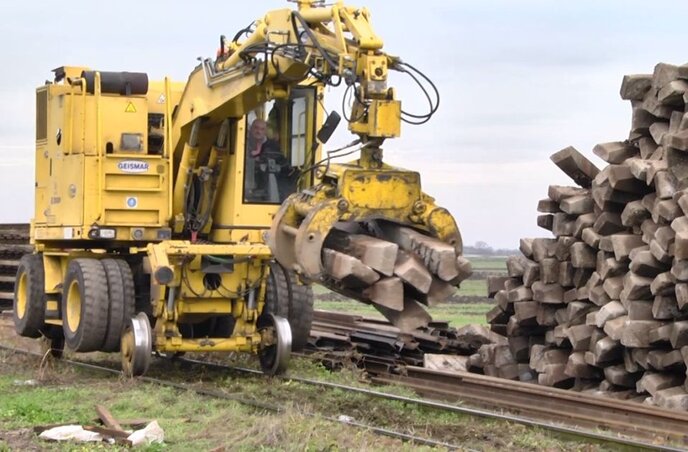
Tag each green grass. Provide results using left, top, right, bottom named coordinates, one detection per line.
left=427, top=303, right=494, bottom=326
left=456, top=279, right=487, bottom=297
left=311, top=284, right=332, bottom=296
left=0, top=378, right=96, bottom=428
left=0, top=353, right=604, bottom=451
left=315, top=298, right=493, bottom=327
left=465, top=256, right=507, bottom=271
left=0, top=369, right=418, bottom=451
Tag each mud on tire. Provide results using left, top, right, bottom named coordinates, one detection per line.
left=13, top=254, right=46, bottom=338
left=61, top=258, right=109, bottom=352
left=265, top=261, right=314, bottom=351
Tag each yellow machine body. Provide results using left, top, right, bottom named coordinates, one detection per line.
left=34, top=67, right=180, bottom=243
left=31, top=63, right=322, bottom=358
left=16, top=1, right=467, bottom=375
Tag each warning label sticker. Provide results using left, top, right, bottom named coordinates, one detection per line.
left=125, top=102, right=137, bottom=113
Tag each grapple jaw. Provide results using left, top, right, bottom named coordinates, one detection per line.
left=268, top=164, right=472, bottom=332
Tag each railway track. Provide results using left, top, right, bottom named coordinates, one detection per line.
left=371, top=367, right=688, bottom=447
left=305, top=311, right=688, bottom=446
left=306, top=311, right=688, bottom=448
left=2, top=336, right=682, bottom=451
left=0, top=344, right=461, bottom=450
left=172, top=355, right=688, bottom=450
left=0, top=223, right=30, bottom=309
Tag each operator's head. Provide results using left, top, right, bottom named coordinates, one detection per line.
left=249, top=119, right=267, bottom=143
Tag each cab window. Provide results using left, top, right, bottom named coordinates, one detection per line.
left=243, top=88, right=316, bottom=204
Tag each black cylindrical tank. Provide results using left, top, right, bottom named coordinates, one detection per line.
left=81, top=71, right=148, bottom=95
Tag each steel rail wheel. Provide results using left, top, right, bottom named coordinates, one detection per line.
left=121, top=312, right=152, bottom=377
left=257, top=313, right=292, bottom=376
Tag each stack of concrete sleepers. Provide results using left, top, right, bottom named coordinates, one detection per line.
left=480, top=62, right=688, bottom=410
left=320, top=222, right=472, bottom=332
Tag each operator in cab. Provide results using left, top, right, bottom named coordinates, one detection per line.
left=244, top=116, right=293, bottom=203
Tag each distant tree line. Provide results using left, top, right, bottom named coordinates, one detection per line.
left=464, top=241, right=519, bottom=256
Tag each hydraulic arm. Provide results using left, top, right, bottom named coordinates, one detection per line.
left=189, top=0, right=473, bottom=329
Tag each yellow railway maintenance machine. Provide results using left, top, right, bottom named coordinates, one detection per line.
left=14, top=1, right=460, bottom=376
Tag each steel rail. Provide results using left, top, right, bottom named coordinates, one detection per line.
left=171, top=355, right=684, bottom=451
left=0, top=345, right=462, bottom=451
left=391, top=366, right=688, bottom=442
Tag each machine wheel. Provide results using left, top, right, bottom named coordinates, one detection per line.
left=101, top=259, right=124, bottom=352
left=265, top=262, right=314, bottom=351
left=100, top=259, right=136, bottom=352
left=257, top=313, right=291, bottom=376
left=121, top=312, right=152, bottom=377
left=61, top=259, right=109, bottom=352
left=13, top=254, right=46, bottom=338
left=115, top=259, right=136, bottom=325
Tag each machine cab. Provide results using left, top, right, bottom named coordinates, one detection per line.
left=208, top=85, right=324, bottom=239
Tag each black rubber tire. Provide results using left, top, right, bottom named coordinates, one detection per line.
left=13, top=254, right=46, bottom=338
left=61, top=258, right=109, bottom=352
left=101, top=259, right=125, bottom=352
left=100, top=258, right=136, bottom=352
left=265, top=262, right=313, bottom=351
left=115, top=259, right=136, bottom=325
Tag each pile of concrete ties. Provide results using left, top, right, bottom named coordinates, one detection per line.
left=477, top=62, right=688, bottom=411
left=321, top=221, right=472, bottom=332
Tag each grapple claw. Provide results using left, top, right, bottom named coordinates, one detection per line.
left=268, top=167, right=472, bottom=332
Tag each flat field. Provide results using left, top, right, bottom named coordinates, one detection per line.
left=314, top=255, right=507, bottom=327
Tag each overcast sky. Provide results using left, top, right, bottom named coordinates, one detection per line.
left=1, top=1, right=687, bottom=249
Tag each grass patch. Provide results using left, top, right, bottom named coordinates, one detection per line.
left=315, top=298, right=384, bottom=319
left=427, top=303, right=493, bottom=326
left=0, top=347, right=603, bottom=451
left=314, top=298, right=492, bottom=327
left=466, top=256, right=507, bottom=271
left=0, top=377, right=96, bottom=428
left=0, top=362, right=414, bottom=451
left=456, top=279, right=486, bottom=297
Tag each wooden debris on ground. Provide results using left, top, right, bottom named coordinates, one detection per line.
left=35, top=405, right=161, bottom=446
